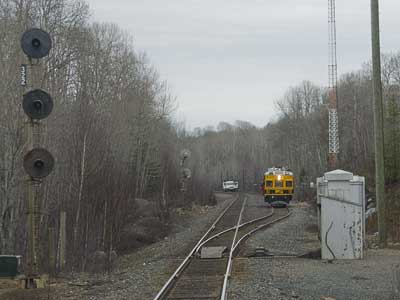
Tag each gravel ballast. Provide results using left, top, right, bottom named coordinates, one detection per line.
left=2, top=192, right=399, bottom=300
left=57, top=193, right=236, bottom=300
left=229, top=194, right=400, bottom=300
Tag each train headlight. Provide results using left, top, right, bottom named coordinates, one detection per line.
left=277, top=175, right=282, bottom=181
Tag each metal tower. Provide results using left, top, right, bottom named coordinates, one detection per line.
left=328, top=0, right=339, bottom=169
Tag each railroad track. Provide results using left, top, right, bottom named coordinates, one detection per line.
left=153, top=193, right=291, bottom=300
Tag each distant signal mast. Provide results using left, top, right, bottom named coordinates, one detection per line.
left=328, top=0, right=339, bottom=169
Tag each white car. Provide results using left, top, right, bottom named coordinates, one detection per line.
left=223, top=181, right=239, bottom=192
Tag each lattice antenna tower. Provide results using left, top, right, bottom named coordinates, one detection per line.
left=328, top=0, right=339, bottom=169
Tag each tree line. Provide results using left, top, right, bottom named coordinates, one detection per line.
left=0, top=0, right=182, bottom=271
left=185, top=54, right=400, bottom=240
left=1, top=0, right=399, bottom=272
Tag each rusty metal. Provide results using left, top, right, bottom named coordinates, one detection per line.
left=152, top=195, right=239, bottom=300
left=195, top=210, right=274, bottom=255
left=220, top=197, right=247, bottom=300
left=154, top=194, right=292, bottom=300
left=233, top=208, right=292, bottom=254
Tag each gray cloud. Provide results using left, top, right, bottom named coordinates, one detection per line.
left=86, top=0, right=400, bottom=129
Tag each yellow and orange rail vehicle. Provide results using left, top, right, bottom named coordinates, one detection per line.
left=262, top=167, right=294, bottom=206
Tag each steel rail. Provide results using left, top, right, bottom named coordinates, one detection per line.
left=219, top=208, right=291, bottom=300
left=232, top=208, right=292, bottom=254
left=195, top=209, right=274, bottom=254
left=220, top=196, right=247, bottom=300
left=152, top=195, right=239, bottom=300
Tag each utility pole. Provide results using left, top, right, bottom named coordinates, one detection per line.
left=370, top=0, right=387, bottom=247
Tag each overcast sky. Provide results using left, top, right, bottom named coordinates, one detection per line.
left=85, top=0, right=400, bottom=129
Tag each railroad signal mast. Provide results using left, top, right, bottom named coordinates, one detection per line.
left=328, top=0, right=339, bottom=169
left=20, top=28, right=54, bottom=288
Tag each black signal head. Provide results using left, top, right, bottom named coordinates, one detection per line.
left=23, top=148, right=54, bottom=178
left=21, top=28, right=52, bottom=59
left=23, top=89, right=53, bottom=120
